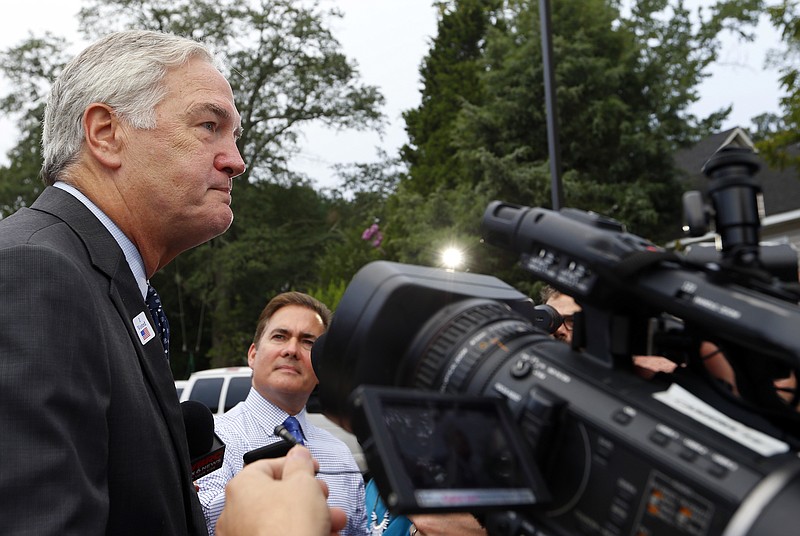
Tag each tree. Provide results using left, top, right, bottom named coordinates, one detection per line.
left=77, top=0, right=385, bottom=184
left=313, top=152, right=404, bottom=288
left=0, top=34, right=71, bottom=218
left=749, top=111, right=785, bottom=142
left=401, top=0, right=498, bottom=197
left=0, top=0, right=386, bottom=372
left=155, top=179, right=337, bottom=370
left=757, top=0, right=800, bottom=169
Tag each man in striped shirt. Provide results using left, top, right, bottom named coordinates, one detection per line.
left=197, top=292, right=367, bottom=535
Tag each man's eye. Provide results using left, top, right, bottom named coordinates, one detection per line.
left=301, top=340, right=315, bottom=349
left=202, top=122, right=217, bottom=132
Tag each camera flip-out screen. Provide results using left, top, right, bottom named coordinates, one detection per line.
left=350, top=385, right=550, bottom=514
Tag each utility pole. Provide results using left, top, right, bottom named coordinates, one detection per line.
left=539, top=0, right=564, bottom=210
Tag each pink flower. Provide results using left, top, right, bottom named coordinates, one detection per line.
left=362, top=223, right=383, bottom=248
left=361, top=223, right=380, bottom=240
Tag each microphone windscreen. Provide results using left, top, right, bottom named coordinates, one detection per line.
left=181, top=400, right=215, bottom=458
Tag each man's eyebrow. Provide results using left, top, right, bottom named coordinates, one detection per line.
left=190, top=102, right=243, bottom=139
left=268, top=327, right=318, bottom=340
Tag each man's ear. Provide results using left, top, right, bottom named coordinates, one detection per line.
left=247, top=343, right=258, bottom=368
left=83, top=103, right=123, bottom=170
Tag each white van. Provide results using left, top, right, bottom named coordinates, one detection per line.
left=179, top=367, right=253, bottom=415
left=179, top=367, right=366, bottom=472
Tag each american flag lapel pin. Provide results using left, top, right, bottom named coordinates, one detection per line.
left=133, top=311, right=156, bottom=345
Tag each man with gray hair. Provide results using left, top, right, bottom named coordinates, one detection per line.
left=0, top=30, right=245, bottom=534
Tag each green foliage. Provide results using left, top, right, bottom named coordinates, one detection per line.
left=401, top=0, right=499, bottom=196
left=0, top=34, right=70, bottom=217
left=393, top=0, right=764, bottom=294
left=311, top=151, right=404, bottom=282
left=0, top=115, right=45, bottom=218
left=465, top=0, right=755, bottom=234
left=749, top=112, right=785, bottom=143
left=307, top=278, right=349, bottom=313
left=77, top=0, right=386, bottom=184
left=153, top=179, right=340, bottom=368
left=0, top=1, right=386, bottom=373
left=384, top=180, right=492, bottom=267
left=757, top=0, right=800, bottom=169
left=0, top=0, right=775, bottom=374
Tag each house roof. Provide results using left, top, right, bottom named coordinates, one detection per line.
left=674, top=127, right=800, bottom=217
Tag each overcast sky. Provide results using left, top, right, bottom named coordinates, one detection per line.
left=0, top=0, right=785, bottom=189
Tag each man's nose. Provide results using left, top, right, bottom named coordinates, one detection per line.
left=216, top=142, right=246, bottom=178
left=281, top=337, right=300, bottom=356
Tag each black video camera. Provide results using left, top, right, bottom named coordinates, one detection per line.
left=312, top=147, right=800, bottom=535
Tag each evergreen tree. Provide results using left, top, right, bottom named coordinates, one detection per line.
left=401, top=0, right=499, bottom=196
left=757, top=0, right=800, bottom=169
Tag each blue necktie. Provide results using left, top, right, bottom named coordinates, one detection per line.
left=146, top=284, right=170, bottom=360
left=282, top=416, right=305, bottom=445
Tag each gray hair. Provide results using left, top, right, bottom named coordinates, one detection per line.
left=41, top=30, right=220, bottom=185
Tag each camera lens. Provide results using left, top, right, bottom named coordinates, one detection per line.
left=400, top=299, right=552, bottom=396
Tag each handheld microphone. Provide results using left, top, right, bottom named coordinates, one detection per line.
left=181, top=401, right=226, bottom=480
left=242, top=424, right=360, bottom=475
left=242, top=425, right=297, bottom=465
left=273, top=424, right=300, bottom=446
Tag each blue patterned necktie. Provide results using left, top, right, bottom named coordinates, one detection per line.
left=282, top=416, right=305, bottom=445
left=146, top=283, right=170, bottom=360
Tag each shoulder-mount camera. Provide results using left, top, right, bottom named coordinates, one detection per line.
left=312, top=146, right=800, bottom=536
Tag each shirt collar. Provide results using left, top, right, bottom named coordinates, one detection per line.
left=244, top=387, right=309, bottom=437
left=54, top=181, right=149, bottom=300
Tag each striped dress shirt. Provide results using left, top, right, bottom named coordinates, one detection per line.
left=197, top=388, right=367, bottom=535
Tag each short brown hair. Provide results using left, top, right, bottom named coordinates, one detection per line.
left=539, top=285, right=561, bottom=304
left=252, top=292, right=332, bottom=345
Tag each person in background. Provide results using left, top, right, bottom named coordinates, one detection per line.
left=365, top=474, right=487, bottom=536
left=198, top=292, right=367, bottom=535
left=540, top=285, right=582, bottom=344
left=0, top=29, right=245, bottom=534
left=540, top=285, right=679, bottom=377
left=407, top=514, right=487, bottom=536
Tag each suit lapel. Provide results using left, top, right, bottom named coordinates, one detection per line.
left=30, top=187, right=197, bottom=509
left=102, top=240, right=202, bottom=533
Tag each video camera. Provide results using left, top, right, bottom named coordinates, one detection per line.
left=312, top=147, right=800, bottom=535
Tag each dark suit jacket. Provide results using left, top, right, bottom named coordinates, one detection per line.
left=0, top=187, right=208, bottom=535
